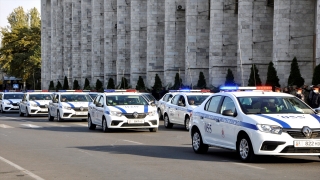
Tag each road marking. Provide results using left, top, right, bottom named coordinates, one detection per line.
left=46, top=123, right=69, bottom=127
left=123, top=140, right=143, bottom=145
left=78, top=150, right=93, bottom=156
left=233, top=162, right=265, bottom=170
left=0, top=116, right=17, bottom=120
left=0, top=124, right=14, bottom=128
left=21, top=124, right=42, bottom=128
left=0, top=156, right=45, bottom=180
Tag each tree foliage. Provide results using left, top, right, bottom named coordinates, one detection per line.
left=0, top=7, right=41, bottom=87
left=225, top=69, right=236, bottom=86
left=248, top=64, right=262, bottom=86
left=73, top=80, right=80, bottom=90
left=56, top=81, right=62, bottom=91
left=288, top=57, right=304, bottom=87
left=171, top=73, right=182, bottom=90
left=120, top=77, right=129, bottom=89
left=197, top=72, right=207, bottom=88
left=312, top=64, right=320, bottom=85
left=63, top=76, right=69, bottom=90
left=95, top=79, right=103, bottom=92
left=136, top=76, right=146, bottom=91
left=265, top=61, right=280, bottom=89
left=84, top=78, right=91, bottom=90
left=49, top=81, right=55, bottom=90
left=153, top=74, right=163, bottom=91
left=107, top=78, right=115, bottom=89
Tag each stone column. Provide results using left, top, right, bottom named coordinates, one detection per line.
left=186, top=0, right=210, bottom=87
left=51, top=0, right=57, bottom=81
left=80, top=0, right=92, bottom=87
left=56, top=0, right=64, bottom=82
left=117, top=0, right=131, bottom=86
left=315, top=0, right=320, bottom=67
left=164, top=0, right=186, bottom=87
left=147, top=0, right=165, bottom=88
left=72, top=0, right=81, bottom=84
left=130, top=0, right=147, bottom=87
left=41, top=0, right=51, bottom=89
left=104, top=0, right=117, bottom=86
left=64, top=0, right=72, bottom=88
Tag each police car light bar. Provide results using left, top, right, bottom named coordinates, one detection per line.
left=27, top=90, right=49, bottom=92
left=220, top=86, right=272, bottom=91
left=169, top=89, right=211, bottom=92
left=58, top=90, right=83, bottom=92
left=104, top=89, right=138, bottom=93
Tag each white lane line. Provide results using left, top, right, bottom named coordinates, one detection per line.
left=0, top=156, right=45, bottom=180
left=78, top=150, right=93, bottom=156
left=21, top=124, right=42, bottom=128
left=233, top=163, right=265, bottom=170
left=0, top=117, right=17, bottom=120
left=0, top=124, right=14, bottom=128
left=123, top=140, right=143, bottom=145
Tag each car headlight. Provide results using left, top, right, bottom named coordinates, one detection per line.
left=110, top=111, right=122, bottom=117
left=147, top=110, right=156, bottom=116
left=6, top=102, right=11, bottom=105
left=63, top=106, right=72, bottom=110
left=257, top=124, right=282, bottom=134
left=31, top=103, right=38, bottom=107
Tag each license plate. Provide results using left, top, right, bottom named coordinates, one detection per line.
left=40, top=109, right=48, bottom=112
left=128, top=119, right=144, bottom=124
left=294, top=140, right=320, bottom=147
left=12, top=106, right=19, bottom=109
left=76, top=112, right=87, bottom=115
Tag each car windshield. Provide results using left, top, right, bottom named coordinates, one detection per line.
left=237, top=96, right=315, bottom=114
left=29, top=94, right=53, bottom=100
left=106, top=95, right=148, bottom=106
left=89, top=93, right=98, bottom=100
left=60, top=94, right=93, bottom=102
left=4, top=94, right=24, bottom=99
left=143, top=94, right=156, bottom=102
left=187, top=95, right=209, bottom=105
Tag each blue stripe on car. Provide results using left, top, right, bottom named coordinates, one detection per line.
left=33, top=101, right=40, bottom=106
left=255, top=114, right=291, bottom=128
left=8, top=100, right=13, bottom=104
left=239, top=121, right=258, bottom=130
left=105, top=111, right=110, bottom=114
left=114, top=106, right=127, bottom=113
left=65, top=102, right=75, bottom=108
left=144, top=105, right=148, bottom=113
left=310, top=114, right=320, bottom=123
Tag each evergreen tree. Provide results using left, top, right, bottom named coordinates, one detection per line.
left=153, top=74, right=163, bottom=91
left=73, top=80, right=80, bottom=90
left=49, top=81, right=55, bottom=90
left=171, top=73, right=183, bottom=90
left=120, top=77, right=128, bottom=89
left=95, top=79, right=103, bottom=92
left=107, top=78, right=115, bottom=89
left=83, top=78, right=91, bottom=90
left=225, top=69, right=236, bottom=86
left=56, top=81, right=62, bottom=91
left=197, top=72, right=207, bottom=88
left=136, top=76, right=146, bottom=91
left=265, top=61, right=280, bottom=89
left=288, top=57, right=304, bottom=87
left=312, top=64, right=320, bottom=85
left=248, top=64, right=262, bottom=86
left=63, top=76, right=69, bottom=90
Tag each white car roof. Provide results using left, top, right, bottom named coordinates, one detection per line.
left=216, top=91, right=294, bottom=98
left=103, top=92, right=145, bottom=96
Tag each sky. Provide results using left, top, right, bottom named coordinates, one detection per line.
left=0, top=0, right=41, bottom=29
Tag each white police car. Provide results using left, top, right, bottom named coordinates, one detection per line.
left=190, top=86, right=320, bottom=162
left=19, top=90, right=53, bottom=116
left=163, top=90, right=211, bottom=130
left=48, top=90, right=93, bottom=121
left=87, top=89, right=159, bottom=132
left=0, top=92, right=24, bottom=113
left=157, top=91, right=178, bottom=120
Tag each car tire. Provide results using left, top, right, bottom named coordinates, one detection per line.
left=19, top=108, right=24, bottom=117
left=149, top=128, right=158, bottom=132
left=157, top=109, right=163, bottom=120
left=88, top=116, right=96, bottom=130
left=102, top=118, right=109, bottom=132
left=192, top=129, right=208, bottom=154
left=237, top=134, right=255, bottom=162
left=57, top=111, right=63, bottom=122
left=25, top=108, right=31, bottom=117
left=164, top=114, right=173, bottom=128
left=48, top=110, right=54, bottom=121
left=185, top=117, right=190, bottom=131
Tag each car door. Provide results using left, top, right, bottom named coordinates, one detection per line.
left=176, top=95, right=187, bottom=125
left=50, top=94, right=59, bottom=117
left=167, top=94, right=181, bottom=123
left=91, top=95, right=100, bottom=124
left=96, top=95, right=105, bottom=123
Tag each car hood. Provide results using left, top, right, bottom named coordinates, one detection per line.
left=108, top=105, right=156, bottom=113
left=3, top=99, right=21, bottom=104
left=248, top=114, right=320, bottom=129
left=30, top=100, right=52, bottom=105
left=60, top=102, right=91, bottom=108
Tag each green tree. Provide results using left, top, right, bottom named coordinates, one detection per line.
left=0, top=7, right=41, bottom=87
left=248, top=64, right=262, bottom=86
left=49, top=81, right=55, bottom=90
left=153, top=74, right=163, bottom=91
left=120, top=77, right=128, bottom=89
left=225, top=69, right=236, bottom=86
left=63, top=76, right=69, bottom=90
left=107, top=78, right=115, bottom=89
left=288, top=57, right=304, bottom=87
left=197, top=72, right=207, bottom=88
left=83, top=78, right=91, bottom=90
left=136, top=76, right=146, bottom=91
left=56, top=81, right=62, bottom=91
left=171, top=73, right=182, bottom=90
left=73, top=80, right=80, bottom=90
left=95, top=79, right=103, bottom=92
left=312, top=64, right=320, bottom=85
left=265, top=61, right=280, bottom=89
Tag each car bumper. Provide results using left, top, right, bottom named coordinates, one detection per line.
left=106, top=115, right=159, bottom=129
left=28, top=107, right=49, bottom=114
left=60, top=109, right=88, bottom=119
left=3, top=105, right=19, bottom=112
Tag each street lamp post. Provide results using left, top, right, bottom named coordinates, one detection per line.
left=23, top=60, right=26, bottom=91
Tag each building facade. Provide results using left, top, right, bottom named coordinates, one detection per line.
left=41, top=0, right=320, bottom=89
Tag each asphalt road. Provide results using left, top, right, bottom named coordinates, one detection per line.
left=1, top=113, right=320, bottom=180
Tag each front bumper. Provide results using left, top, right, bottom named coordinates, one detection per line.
left=28, top=106, right=49, bottom=114
left=106, top=114, right=159, bottom=129
left=60, top=109, right=88, bottom=119
left=3, top=104, right=19, bottom=112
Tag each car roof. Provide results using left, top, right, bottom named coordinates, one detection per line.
left=102, top=92, right=145, bottom=96
left=215, top=91, right=294, bottom=98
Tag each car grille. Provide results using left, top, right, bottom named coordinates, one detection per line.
left=121, top=122, right=150, bottom=127
left=123, top=113, right=147, bottom=119
left=12, top=103, right=18, bottom=106
left=283, top=129, right=320, bottom=139
left=73, top=107, right=88, bottom=112
left=39, top=105, right=47, bottom=108
left=280, top=146, right=320, bottom=153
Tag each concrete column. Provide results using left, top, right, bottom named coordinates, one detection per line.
left=56, top=0, right=64, bottom=82
left=80, top=0, right=92, bottom=87
left=64, top=0, right=72, bottom=88
left=41, top=0, right=51, bottom=89
left=130, top=0, right=147, bottom=87
left=72, top=0, right=81, bottom=84
left=117, top=0, right=131, bottom=86
left=104, top=0, right=117, bottom=86
left=147, top=0, right=165, bottom=88
left=164, top=0, right=186, bottom=88
left=315, top=0, right=320, bottom=67
left=186, top=0, right=210, bottom=87
left=51, top=0, right=57, bottom=81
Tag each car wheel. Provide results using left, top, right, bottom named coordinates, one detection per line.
left=149, top=128, right=158, bottom=132
left=25, top=108, right=31, bottom=117
left=19, top=108, right=24, bottom=117
left=185, top=117, right=190, bottom=131
left=57, top=111, right=63, bottom=122
left=157, top=109, right=162, bottom=120
left=102, top=118, right=109, bottom=132
left=192, top=129, right=208, bottom=154
left=237, top=134, right=255, bottom=162
left=88, top=116, right=96, bottom=130
left=164, top=114, right=173, bottom=128
left=48, top=110, right=54, bottom=121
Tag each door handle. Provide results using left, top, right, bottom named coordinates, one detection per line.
left=200, top=116, right=203, bottom=119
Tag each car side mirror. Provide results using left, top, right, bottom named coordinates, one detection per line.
left=54, top=99, right=58, bottom=103
left=222, top=109, right=237, bottom=117
left=97, top=103, right=103, bottom=107
left=315, top=109, right=320, bottom=113
left=149, top=102, right=156, bottom=106
left=178, top=102, right=185, bottom=107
